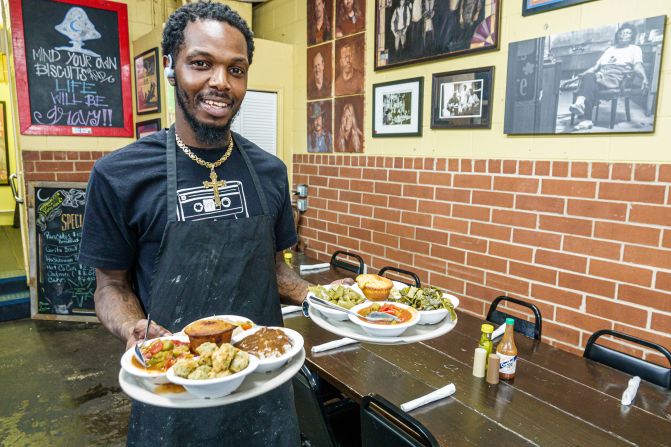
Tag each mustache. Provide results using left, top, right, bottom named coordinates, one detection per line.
left=196, top=91, right=234, bottom=103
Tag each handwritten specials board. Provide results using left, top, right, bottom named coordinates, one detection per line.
left=29, top=183, right=97, bottom=321
left=9, top=0, right=133, bottom=137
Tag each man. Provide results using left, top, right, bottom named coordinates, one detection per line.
left=307, top=102, right=332, bottom=152
left=309, top=0, right=332, bottom=44
left=443, top=89, right=460, bottom=117
left=307, top=50, right=331, bottom=99
left=390, top=0, right=412, bottom=60
left=334, top=41, right=364, bottom=96
left=335, top=102, right=363, bottom=152
left=438, top=0, right=484, bottom=53
left=569, top=24, right=649, bottom=131
left=80, top=2, right=311, bottom=445
left=336, top=0, right=364, bottom=37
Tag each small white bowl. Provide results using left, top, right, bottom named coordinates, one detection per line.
left=120, top=335, right=191, bottom=385
left=417, top=294, right=460, bottom=325
left=232, top=326, right=304, bottom=373
left=306, top=287, right=365, bottom=321
left=166, top=354, right=259, bottom=399
left=348, top=301, right=419, bottom=337
left=181, top=314, right=255, bottom=338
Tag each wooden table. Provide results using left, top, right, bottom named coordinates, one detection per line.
left=285, top=253, right=671, bottom=446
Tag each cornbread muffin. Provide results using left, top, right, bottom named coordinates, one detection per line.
left=356, top=274, right=394, bottom=301
left=184, top=319, right=235, bottom=353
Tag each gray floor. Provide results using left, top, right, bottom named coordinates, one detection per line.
left=0, top=319, right=129, bottom=446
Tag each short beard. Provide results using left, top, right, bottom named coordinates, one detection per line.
left=175, top=80, right=238, bottom=147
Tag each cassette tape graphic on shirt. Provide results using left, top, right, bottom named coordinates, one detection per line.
left=176, top=181, right=249, bottom=221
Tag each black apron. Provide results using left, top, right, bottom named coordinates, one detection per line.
left=126, top=126, right=300, bottom=447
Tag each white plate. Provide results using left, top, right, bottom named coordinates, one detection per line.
left=348, top=301, right=420, bottom=337
left=385, top=284, right=460, bottom=325
left=120, top=335, right=191, bottom=384
left=306, top=285, right=366, bottom=321
left=307, top=305, right=457, bottom=345
left=232, top=327, right=304, bottom=373
left=119, top=348, right=305, bottom=409
left=181, top=314, right=255, bottom=338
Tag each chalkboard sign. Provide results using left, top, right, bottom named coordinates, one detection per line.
left=9, top=0, right=132, bottom=137
left=29, top=182, right=97, bottom=322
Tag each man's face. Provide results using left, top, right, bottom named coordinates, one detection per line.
left=343, top=106, right=353, bottom=132
left=313, top=52, right=325, bottom=87
left=340, top=45, right=353, bottom=77
left=344, top=0, right=354, bottom=14
left=315, top=0, right=324, bottom=20
left=313, top=115, right=323, bottom=133
left=172, top=20, right=249, bottom=146
left=618, top=28, right=633, bottom=45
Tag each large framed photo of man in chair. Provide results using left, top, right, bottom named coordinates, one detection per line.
left=504, top=16, right=666, bottom=135
left=374, top=0, right=500, bottom=70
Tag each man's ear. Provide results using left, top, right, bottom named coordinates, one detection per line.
left=163, top=54, right=176, bottom=84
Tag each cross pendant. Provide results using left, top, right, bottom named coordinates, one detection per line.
left=202, top=169, right=226, bottom=208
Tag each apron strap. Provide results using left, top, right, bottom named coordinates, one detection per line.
left=166, top=125, right=178, bottom=224
left=234, top=134, right=271, bottom=216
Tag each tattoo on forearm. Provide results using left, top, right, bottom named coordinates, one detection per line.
left=275, top=258, right=311, bottom=306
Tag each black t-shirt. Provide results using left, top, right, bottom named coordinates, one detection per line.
left=79, top=130, right=297, bottom=309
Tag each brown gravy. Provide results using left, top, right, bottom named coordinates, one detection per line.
left=236, top=328, right=292, bottom=360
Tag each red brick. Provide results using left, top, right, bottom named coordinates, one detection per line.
left=337, top=236, right=360, bottom=251
left=599, top=183, right=665, bottom=204
left=488, top=160, right=502, bottom=173
left=393, top=158, right=403, bottom=169
left=491, top=209, right=537, bottom=229
left=460, top=159, right=473, bottom=172
left=467, top=253, right=507, bottom=273
left=349, top=227, right=372, bottom=241
left=659, top=165, right=671, bottom=181
left=493, top=177, right=539, bottom=193
left=539, top=215, right=592, bottom=237
left=318, top=209, right=338, bottom=221
left=586, top=297, right=647, bottom=326
left=452, top=204, right=490, bottom=222
left=656, top=272, right=671, bottom=292
left=401, top=211, right=432, bottom=227
left=447, top=262, right=484, bottom=283
left=519, top=161, right=533, bottom=175
left=350, top=180, right=375, bottom=192
left=516, top=195, right=565, bottom=214
left=40, top=152, right=54, bottom=160
left=470, top=222, right=511, bottom=241
left=403, top=184, right=434, bottom=199
left=386, top=223, right=415, bottom=238
left=360, top=242, right=385, bottom=257
left=571, top=162, right=589, bottom=178
left=418, top=172, right=451, bottom=186
left=465, top=282, right=503, bottom=305
left=416, top=228, right=448, bottom=245
left=629, top=204, right=671, bottom=226
left=319, top=165, right=339, bottom=176
left=663, top=230, right=671, bottom=249
left=552, top=161, right=569, bottom=177
left=448, top=159, right=459, bottom=171
left=541, top=179, right=596, bottom=198
left=618, top=284, right=671, bottom=313
left=362, top=193, right=388, bottom=207
left=328, top=178, right=349, bottom=189
left=563, top=236, right=621, bottom=260
left=319, top=188, right=338, bottom=200
left=340, top=167, right=362, bottom=179
left=389, top=170, right=416, bottom=184
left=513, top=229, right=561, bottom=249
left=414, top=254, right=447, bottom=274
left=74, top=161, right=94, bottom=173
left=340, top=190, right=362, bottom=204
left=456, top=294, right=486, bottom=315
left=474, top=160, right=487, bottom=172
left=486, top=272, right=530, bottom=296
left=388, top=196, right=417, bottom=211
left=435, top=187, right=471, bottom=203
left=534, top=161, right=550, bottom=176
left=327, top=222, right=348, bottom=236
left=53, top=151, right=68, bottom=160
left=349, top=204, right=373, bottom=217
left=531, top=284, right=582, bottom=308
left=502, top=160, right=517, bottom=174
left=36, top=161, right=74, bottom=172
left=302, top=164, right=318, bottom=175
left=651, top=313, right=671, bottom=333
left=634, top=164, right=656, bottom=181
left=385, top=247, right=414, bottom=265
left=543, top=321, right=580, bottom=345
left=399, top=238, right=430, bottom=254
left=594, top=222, right=660, bottom=246
left=418, top=200, right=451, bottom=216
left=556, top=307, right=613, bottom=333
left=559, top=272, right=615, bottom=298
left=316, top=230, right=337, bottom=244
left=510, top=262, right=557, bottom=285
left=613, top=324, right=671, bottom=356
left=495, top=297, right=555, bottom=324
left=429, top=273, right=465, bottom=295
left=339, top=214, right=360, bottom=227
left=361, top=168, right=387, bottom=181
left=56, top=173, right=88, bottom=182
left=310, top=175, right=328, bottom=188
left=535, top=249, right=587, bottom=273
left=23, top=161, right=35, bottom=173
left=432, top=245, right=466, bottom=263
left=472, top=191, right=514, bottom=208
left=360, top=218, right=385, bottom=233
left=453, top=174, right=491, bottom=190
left=436, top=159, right=446, bottom=171
left=611, top=163, right=633, bottom=180
left=550, top=341, right=584, bottom=357
left=450, top=234, right=487, bottom=252
left=423, top=158, right=436, bottom=170
left=591, top=163, right=610, bottom=179
left=623, top=245, right=671, bottom=270
left=489, top=242, right=533, bottom=262
left=23, top=151, right=40, bottom=161
left=433, top=216, right=469, bottom=233
left=375, top=182, right=402, bottom=196
left=589, top=259, right=653, bottom=287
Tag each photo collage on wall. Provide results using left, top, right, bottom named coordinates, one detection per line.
left=307, top=0, right=366, bottom=153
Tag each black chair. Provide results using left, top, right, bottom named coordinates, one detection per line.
left=583, top=329, right=671, bottom=389
left=330, top=250, right=365, bottom=275
left=361, top=394, right=438, bottom=447
left=378, top=266, right=421, bottom=288
left=293, top=365, right=361, bottom=447
left=486, top=296, right=543, bottom=340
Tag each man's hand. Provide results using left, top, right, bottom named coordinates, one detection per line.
left=125, top=318, right=171, bottom=351
left=329, top=277, right=355, bottom=287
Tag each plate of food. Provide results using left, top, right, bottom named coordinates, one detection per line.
left=232, top=326, right=304, bottom=373
left=388, top=286, right=459, bottom=325
left=120, top=335, right=192, bottom=384
left=306, top=284, right=366, bottom=321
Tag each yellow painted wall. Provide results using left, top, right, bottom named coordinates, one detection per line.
left=0, top=80, right=18, bottom=225
left=253, top=0, right=671, bottom=163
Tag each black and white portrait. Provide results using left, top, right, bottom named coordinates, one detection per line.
left=373, top=77, right=423, bottom=137
left=440, top=80, right=482, bottom=118
left=383, top=92, right=412, bottom=125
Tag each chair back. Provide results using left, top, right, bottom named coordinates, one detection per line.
left=378, top=266, right=421, bottom=287
left=486, top=296, right=543, bottom=340
left=583, top=329, right=671, bottom=389
left=292, top=365, right=337, bottom=447
left=330, top=250, right=366, bottom=274
left=361, top=395, right=438, bottom=447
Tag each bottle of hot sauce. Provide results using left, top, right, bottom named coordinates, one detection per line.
left=496, top=318, right=518, bottom=380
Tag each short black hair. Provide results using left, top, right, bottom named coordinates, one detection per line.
left=162, top=1, right=255, bottom=65
left=614, top=24, right=637, bottom=45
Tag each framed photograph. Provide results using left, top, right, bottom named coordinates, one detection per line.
left=522, top=0, right=597, bottom=16
left=334, top=95, right=365, bottom=152
left=431, top=66, right=493, bottom=129
left=9, top=0, right=133, bottom=137
left=307, top=42, right=333, bottom=100
left=335, top=0, right=366, bottom=38
left=307, top=100, right=333, bottom=153
left=504, top=16, right=666, bottom=135
left=135, top=118, right=161, bottom=139
left=307, top=0, right=333, bottom=46
left=134, top=48, right=161, bottom=114
left=334, top=34, right=365, bottom=96
left=0, top=102, right=9, bottom=185
left=373, top=77, right=423, bottom=137
left=374, top=0, right=500, bottom=70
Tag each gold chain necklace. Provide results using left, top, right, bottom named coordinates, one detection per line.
left=175, top=132, right=234, bottom=209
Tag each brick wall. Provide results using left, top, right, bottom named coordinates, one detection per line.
left=23, top=151, right=105, bottom=183
left=293, top=154, right=671, bottom=364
